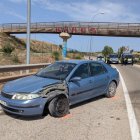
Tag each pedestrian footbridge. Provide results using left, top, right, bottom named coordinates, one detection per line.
left=1, top=21, right=140, bottom=37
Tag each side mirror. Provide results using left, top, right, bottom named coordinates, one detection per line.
left=70, top=77, right=81, bottom=82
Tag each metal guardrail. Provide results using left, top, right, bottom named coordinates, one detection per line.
left=0, top=63, right=50, bottom=73
left=0, top=63, right=50, bottom=83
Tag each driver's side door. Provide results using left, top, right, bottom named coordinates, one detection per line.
left=68, top=63, right=93, bottom=105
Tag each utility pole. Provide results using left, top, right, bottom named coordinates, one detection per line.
left=26, top=0, right=31, bottom=64
left=89, top=12, right=104, bottom=60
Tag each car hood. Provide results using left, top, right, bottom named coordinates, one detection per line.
left=2, top=75, right=61, bottom=94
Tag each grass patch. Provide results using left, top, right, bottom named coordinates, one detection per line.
left=12, top=54, right=20, bottom=63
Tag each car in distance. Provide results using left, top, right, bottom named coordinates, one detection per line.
left=107, top=54, right=119, bottom=64
left=0, top=60, right=119, bottom=117
left=121, top=53, right=134, bottom=65
left=96, top=56, right=105, bottom=62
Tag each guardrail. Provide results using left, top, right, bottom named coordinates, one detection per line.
left=0, top=63, right=50, bottom=84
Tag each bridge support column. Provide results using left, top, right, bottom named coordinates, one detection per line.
left=59, top=32, right=71, bottom=59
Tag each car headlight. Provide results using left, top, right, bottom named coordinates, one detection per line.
left=12, top=93, right=40, bottom=100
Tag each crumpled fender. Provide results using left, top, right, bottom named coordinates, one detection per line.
left=41, top=82, right=69, bottom=102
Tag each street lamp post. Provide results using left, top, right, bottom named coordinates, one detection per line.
left=89, top=12, right=104, bottom=60
left=26, top=0, right=31, bottom=64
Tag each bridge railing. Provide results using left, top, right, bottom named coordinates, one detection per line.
left=1, top=22, right=140, bottom=32
left=0, top=63, right=50, bottom=84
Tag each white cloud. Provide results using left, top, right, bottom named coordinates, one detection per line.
left=0, top=3, right=26, bottom=22
left=34, top=0, right=140, bottom=22
left=6, top=11, right=26, bottom=21
left=3, top=0, right=140, bottom=23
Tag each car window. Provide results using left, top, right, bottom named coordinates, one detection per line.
left=71, top=63, right=89, bottom=79
left=36, top=62, right=76, bottom=80
left=90, top=63, right=107, bottom=76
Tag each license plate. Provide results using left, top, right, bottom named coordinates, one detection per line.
left=0, top=100, right=7, bottom=106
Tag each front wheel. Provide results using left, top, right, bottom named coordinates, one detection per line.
left=48, top=96, right=69, bottom=117
left=106, top=81, right=117, bottom=98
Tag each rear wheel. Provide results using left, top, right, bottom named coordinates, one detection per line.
left=106, top=81, right=117, bottom=98
left=48, top=96, right=69, bottom=117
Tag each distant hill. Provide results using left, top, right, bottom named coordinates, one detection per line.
left=0, top=33, right=61, bottom=65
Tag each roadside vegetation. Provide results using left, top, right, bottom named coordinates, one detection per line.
left=2, top=42, right=15, bottom=55
left=102, top=45, right=114, bottom=59
left=12, top=54, right=20, bottom=63
left=52, top=51, right=61, bottom=61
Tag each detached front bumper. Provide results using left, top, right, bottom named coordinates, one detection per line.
left=0, top=93, right=47, bottom=116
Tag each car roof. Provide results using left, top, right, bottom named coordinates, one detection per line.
left=56, top=60, right=103, bottom=65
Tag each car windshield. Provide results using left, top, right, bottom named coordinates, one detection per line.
left=109, top=55, right=118, bottom=58
left=97, top=57, right=104, bottom=60
left=97, top=56, right=104, bottom=58
left=36, top=62, right=76, bottom=80
left=123, top=55, right=133, bottom=58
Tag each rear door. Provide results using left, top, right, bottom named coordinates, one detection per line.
left=89, top=62, right=110, bottom=96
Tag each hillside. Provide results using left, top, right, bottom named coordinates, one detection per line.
left=0, top=33, right=61, bottom=65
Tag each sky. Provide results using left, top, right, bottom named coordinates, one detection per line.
left=0, top=0, right=140, bottom=52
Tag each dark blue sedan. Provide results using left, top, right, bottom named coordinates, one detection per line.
left=0, top=60, right=119, bottom=117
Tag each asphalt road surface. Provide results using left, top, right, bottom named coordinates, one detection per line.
left=116, top=64, right=140, bottom=129
left=0, top=77, right=131, bottom=140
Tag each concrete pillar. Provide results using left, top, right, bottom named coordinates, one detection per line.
left=59, top=32, right=71, bottom=59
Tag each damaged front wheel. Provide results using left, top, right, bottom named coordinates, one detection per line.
left=48, top=96, right=69, bottom=117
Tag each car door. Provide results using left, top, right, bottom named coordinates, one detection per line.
left=68, top=63, right=93, bottom=105
left=89, top=62, right=110, bottom=96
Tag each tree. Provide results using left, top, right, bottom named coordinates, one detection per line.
left=118, top=46, right=126, bottom=58
left=102, top=46, right=114, bottom=58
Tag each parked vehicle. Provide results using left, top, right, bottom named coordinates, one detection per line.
left=97, top=56, right=105, bottom=62
left=0, top=60, right=119, bottom=117
left=121, top=53, right=134, bottom=65
left=107, top=54, right=119, bottom=64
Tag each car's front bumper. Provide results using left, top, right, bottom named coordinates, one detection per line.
left=109, top=60, right=119, bottom=64
left=0, top=93, right=47, bottom=116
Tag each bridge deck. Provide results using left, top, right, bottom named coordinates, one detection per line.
left=1, top=21, right=140, bottom=37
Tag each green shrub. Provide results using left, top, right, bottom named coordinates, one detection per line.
left=75, top=56, right=82, bottom=59
left=2, top=43, right=14, bottom=54
left=52, top=51, right=60, bottom=60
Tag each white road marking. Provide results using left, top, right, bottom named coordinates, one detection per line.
left=114, top=66, right=140, bottom=140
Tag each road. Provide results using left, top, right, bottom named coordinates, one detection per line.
left=1, top=64, right=140, bottom=140
left=116, top=64, right=140, bottom=127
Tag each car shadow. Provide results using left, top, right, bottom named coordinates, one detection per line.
left=4, top=111, right=48, bottom=121
left=70, top=95, right=105, bottom=109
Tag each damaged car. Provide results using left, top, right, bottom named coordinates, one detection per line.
left=0, top=60, right=119, bottom=117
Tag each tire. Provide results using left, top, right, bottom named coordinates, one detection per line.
left=106, top=81, right=117, bottom=98
left=48, top=96, right=69, bottom=117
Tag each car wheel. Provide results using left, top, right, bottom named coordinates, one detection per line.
left=106, top=81, right=117, bottom=98
left=48, top=96, right=69, bottom=117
